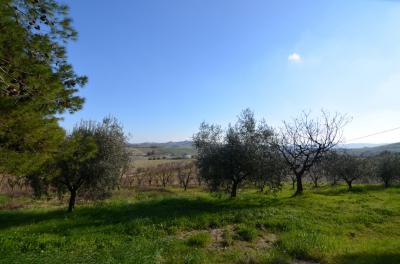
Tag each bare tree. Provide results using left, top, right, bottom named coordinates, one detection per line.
left=146, top=167, right=156, bottom=186
left=177, top=161, right=196, bottom=191
left=278, top=111, right=348, bottom=195
left=157, top=163, right=175, bottom=188
left=124, top=174, right=136, bottom=188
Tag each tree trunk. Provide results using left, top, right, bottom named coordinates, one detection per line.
left=230, top=181, right=239, bottom=198
left=331, top=177, right=338, bottom=186
left=68, top=189, right=77, bottom=212
left=295, top=174, right=303, bottom=195
left=346, top=180, right=352, bottom=191
left=291, top=178, right=296, bottom=190
left=313, top=179, right=318, bottom=188
left=384, top=179, right=390, bottom=188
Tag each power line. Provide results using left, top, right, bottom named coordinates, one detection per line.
left=345, top=126, right=400, bottom=143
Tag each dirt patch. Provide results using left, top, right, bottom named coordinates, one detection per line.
left=210, top=227, right=224, bottom=244
left=256, top=232, right=277, bottom=248
left=177, top=224, right=278, bottom=251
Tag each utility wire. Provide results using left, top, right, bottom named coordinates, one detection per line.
left=345, top=126, right=400, bottom=143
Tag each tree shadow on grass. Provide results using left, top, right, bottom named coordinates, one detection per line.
left=0, top=195, right=277, bottom=232
left=337, top=252, right=400, bottom=264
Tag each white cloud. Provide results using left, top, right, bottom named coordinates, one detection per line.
left=288, top=53, right=302, bottom=62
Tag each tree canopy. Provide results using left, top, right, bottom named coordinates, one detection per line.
left=0, top=0, right=86, bottom=177
left=278, top=111, right=348, bottom=195
left=51, top=117, right=129, bottom=212
left=193, top=109, right=281, bottom=197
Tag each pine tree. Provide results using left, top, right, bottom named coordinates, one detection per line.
left=0, top=0, right=87, bottom=177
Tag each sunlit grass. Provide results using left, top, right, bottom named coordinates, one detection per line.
left=0, top=184, right=399, bottom=263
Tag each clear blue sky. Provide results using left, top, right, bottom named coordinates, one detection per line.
left=62, top=0, right=400, bottom=143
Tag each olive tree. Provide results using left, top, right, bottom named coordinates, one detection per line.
left=54, top=117, right=129, bottom=212
left=253, top=152, right=287, bottom=193
left=374, top=151, right=400, bottom=188
left=193, top=109, right=277, bottom=198
left=323, top=151, right=341, bottom=186
left=308, top=165, right=325, bottom=188
left=308, top=155, right=333, bottom=188
left=329, top=152, right=367, bottom=190
left=278, top=111, right=348, bottom=195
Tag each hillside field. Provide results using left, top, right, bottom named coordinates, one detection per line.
left=0, top=185, right=399, bottom=264
left=128, top=141, right=197, bottom=160
left=127, top=141, right=400, bottom=159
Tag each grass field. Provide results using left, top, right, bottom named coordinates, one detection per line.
left=132, top=159, right=191, bottom=168
left=0, top=185, right=399, bottom=264
left=128, top=144, right=196, bottom=160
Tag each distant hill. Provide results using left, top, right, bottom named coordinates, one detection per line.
left=128, top=141, right=195, bottom=159
left=341, top=142, right=400, bottom=156
left=338, top=143, right=385, bottom=149
left=129, top=140, right=193, bottom=149
left=127, top=141, right=400, bottom=159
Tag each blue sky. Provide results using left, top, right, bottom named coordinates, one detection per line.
left=62, top=0, right=400, bottom=143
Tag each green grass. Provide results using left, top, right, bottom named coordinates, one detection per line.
left=0, top=194, right=9, bottom=203
left=235, top=225, right=259, bottom=242
left=186, top=232, right=212, bottom=247
left=0, top=184, right=399, bottom=263
left=221, top=228, right=234, bottom=247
